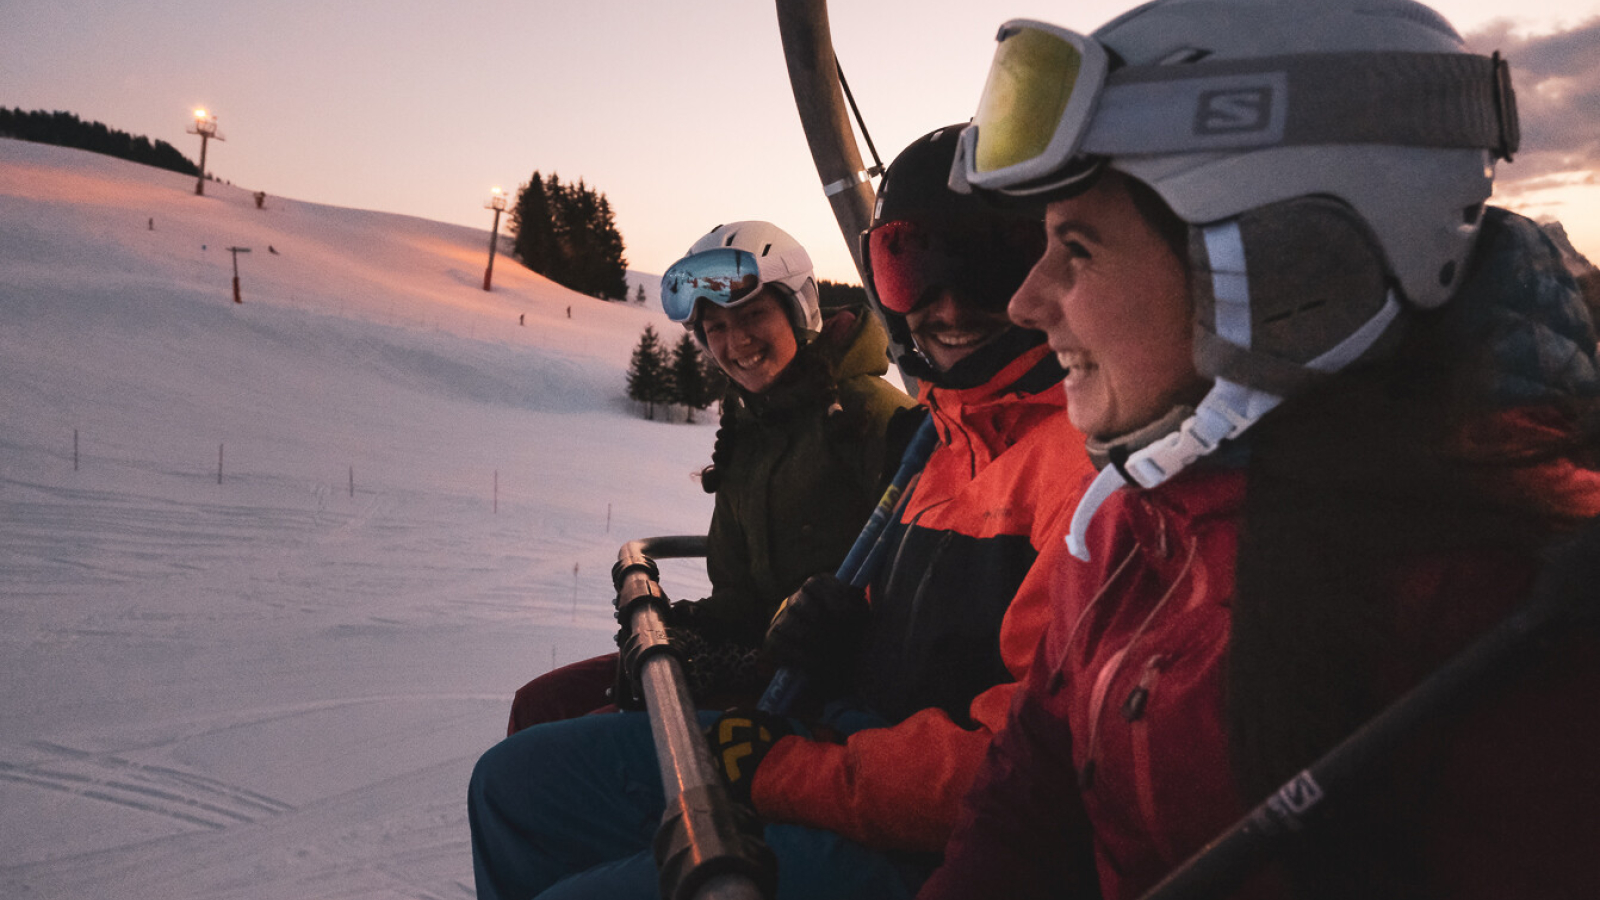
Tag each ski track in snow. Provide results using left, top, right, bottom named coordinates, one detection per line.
left=0, top=741, right=296, bottom=830
left=0, top=140, right=730, bottom=899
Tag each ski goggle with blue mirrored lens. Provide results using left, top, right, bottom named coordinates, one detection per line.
left=952, top=19, right=1521, bottom=197
left=659, top=247, right=766, bottom=324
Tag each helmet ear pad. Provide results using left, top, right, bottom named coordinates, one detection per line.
left=1190, top=197, right=1404, bottom=398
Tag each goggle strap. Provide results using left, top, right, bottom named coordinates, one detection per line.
left=1081, top=51, right=1517, bottom=160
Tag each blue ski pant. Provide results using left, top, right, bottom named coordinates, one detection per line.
left=468, top=709, right=929, bottom=900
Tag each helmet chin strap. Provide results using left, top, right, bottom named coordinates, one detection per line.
left=1064, top=288, right=1404, bottom=562
left=1065, top=378, right=1281, bottom=561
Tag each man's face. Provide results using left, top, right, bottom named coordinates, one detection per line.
left=904, top=289, right=1013, bottom=373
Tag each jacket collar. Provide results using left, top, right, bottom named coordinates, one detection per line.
left=730, top=307, right=889, bottom=423
left=920, top=343, right=1065, bottom=412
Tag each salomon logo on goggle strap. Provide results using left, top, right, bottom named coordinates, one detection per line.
left=1194, top=87, right=1276, bottom=135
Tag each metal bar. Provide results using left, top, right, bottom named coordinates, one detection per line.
left=774, top=0, right=916, bottom=386
left=616, top=538, right=768, bottom=900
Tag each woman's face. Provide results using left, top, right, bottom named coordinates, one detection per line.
left=700, top=289, right=799, bottom=394
left=1008, top=172, right=1203, bottom=439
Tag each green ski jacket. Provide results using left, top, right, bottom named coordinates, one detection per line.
left=695, top=307, right=915, bottom=647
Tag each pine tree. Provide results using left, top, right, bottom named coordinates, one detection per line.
left=554, top=178, right=590, bottom=292
left=0, top=107, right=198, bottom=176
left=817, top=279, right=869, bottom=310
left=591, top=194, right=630, bottom=300
left=701, top=345, right=730, bottom=403
left=508, top=170, right=629, bottom=301
left=509, top=173, right=558, bottom=278
left=626, top=325, right=673, bottom=420
left=670, top=333, right=715, bottom=423
left=634, top=283, right=647, bottom=305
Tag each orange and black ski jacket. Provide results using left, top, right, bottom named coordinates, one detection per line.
left=751, top=343, right=1095, bottom=852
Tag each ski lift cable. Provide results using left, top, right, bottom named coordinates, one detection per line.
left=835, top=59, right=884, bottom=180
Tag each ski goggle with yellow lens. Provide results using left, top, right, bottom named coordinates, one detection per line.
left=952, top=19, right=1521, bottom=197
left=659, top=248, right=766, bottom=324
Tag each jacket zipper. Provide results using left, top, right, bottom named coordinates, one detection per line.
left=1079, top=533, right=1196, bottom=791
left=1124, top=653, right=1177, bottom=863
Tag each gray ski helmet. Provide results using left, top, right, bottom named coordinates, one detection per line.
left=668, top=221, right=821, bottom=339
left=1093, top=0, right=1507, bottom=311
left=953, top=0, right=1520, bottom=559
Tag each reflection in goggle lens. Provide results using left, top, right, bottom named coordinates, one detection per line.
left=868, top=219, right=1044, bottom=316
left=660, top=247, right=764, bottom=323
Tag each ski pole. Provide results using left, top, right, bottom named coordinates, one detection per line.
left=1136, top=516, right=1600, bottom=900
left=615, top=536, right=775, bottom=900
left=758, top=415, right=940, bottom=715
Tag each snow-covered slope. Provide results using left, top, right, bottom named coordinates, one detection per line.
left=0, top=138, right=717, bottom=899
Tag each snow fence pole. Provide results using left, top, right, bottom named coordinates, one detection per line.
left=614, top=537, right=776, bottom=900
left=1136, top=515, right=1600, bottom=900
left=758, top=416, right=940, bottom=715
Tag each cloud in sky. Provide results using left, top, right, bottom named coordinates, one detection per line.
left=1467, top=16, right=1600, bottom=194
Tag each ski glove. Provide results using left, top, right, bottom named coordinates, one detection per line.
left=614, top=598, right=701, bottom=649
left=611, top=598, right=704, bottom=710
left=763, top=573, right=869, bottom=686
left=611, top=623, right=765, bottom=711
left=705, top=708, right=791, bottom=807
left=882, top=404, right=931, bottom=483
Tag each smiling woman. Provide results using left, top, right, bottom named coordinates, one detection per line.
left=500, top=219, right=914, bottom=736
left=921, top=1, right=1600, bottom=899
left=1008, top=170, right=1204, bottom=440
left=476, top=220, right=918, bottom=897
left=700, top=290, right=798, bottom=394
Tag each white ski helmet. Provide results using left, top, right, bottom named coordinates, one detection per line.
left=951, top=0, right=1520, bottom=558
left=660, top=221, right=823, bottom=340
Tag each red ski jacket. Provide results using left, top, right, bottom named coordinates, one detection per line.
left=921, top=205, right=1600, bottom=900
left=922, top=457, right=1600, bottom=900
left=751, top=344, right=1095, bottom=852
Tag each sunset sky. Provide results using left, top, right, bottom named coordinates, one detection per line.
left=6, top=0, right=1597, bottom=283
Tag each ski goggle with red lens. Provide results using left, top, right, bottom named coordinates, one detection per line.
left=863, top=218, right=1045, bottom=316
left=659, top=247, right=765, bottom=324
left=952, top=19, right=1520, bottom=198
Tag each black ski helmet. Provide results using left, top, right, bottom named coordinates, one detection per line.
left=866, top=125, right=1053, bottom=389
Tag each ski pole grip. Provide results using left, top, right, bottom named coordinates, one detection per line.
left=757, top=417, right=939, bottom=716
